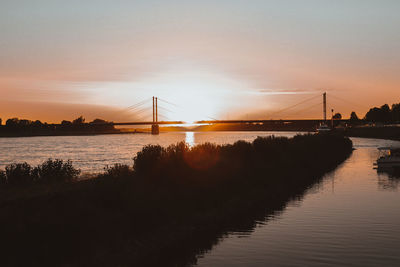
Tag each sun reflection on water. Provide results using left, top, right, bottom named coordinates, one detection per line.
left=185, top=132, right=195, bottom=147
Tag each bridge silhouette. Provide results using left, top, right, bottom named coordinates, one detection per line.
left=106, top=93, right=351, bottom=134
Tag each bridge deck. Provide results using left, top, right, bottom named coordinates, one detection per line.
left=111, top=121, right=184, bottom=126
left=195, top=119, right=348, bottom=124
left=105, top=119, right=348, bottom=126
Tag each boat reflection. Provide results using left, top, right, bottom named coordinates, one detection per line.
left=375, top=147, right=400, bottom=190
left=377, top=171, right=400, bottom=191
left=375, top=147, right=400, bottom=171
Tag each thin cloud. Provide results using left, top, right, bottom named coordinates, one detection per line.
left=256, top=89, right=321, bottom=95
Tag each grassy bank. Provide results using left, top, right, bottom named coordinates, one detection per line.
left=0, top=134, right=352, bottom=266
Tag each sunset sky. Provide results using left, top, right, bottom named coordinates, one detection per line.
left=1, top=0, right=399, bottom=123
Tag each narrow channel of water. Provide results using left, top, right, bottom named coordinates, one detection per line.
left=195, top=137, right=400, bottom=267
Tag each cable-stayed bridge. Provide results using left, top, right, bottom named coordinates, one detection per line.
left=101, top=93, right=353, bottom=134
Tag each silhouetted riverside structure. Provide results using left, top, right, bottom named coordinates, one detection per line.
left=1, top=94, right=399, bottom=136
left=0, top=134, right=352, bottom=266
left=152, top=96, right=160, bottom=134
left=110, top=93, right=347, bottom=133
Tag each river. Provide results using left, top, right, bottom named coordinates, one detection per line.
left=1, top=132, right=399, bottom=266
left=195, top=136, right=400, bottom=267
left=0, top=131, right=302, bottom=173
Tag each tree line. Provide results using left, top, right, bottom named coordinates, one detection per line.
left=362, top=103, right=400, bottom=124
left=326, top=103, right=400, bottom=125
left=0, top=116, right=117, bottom=135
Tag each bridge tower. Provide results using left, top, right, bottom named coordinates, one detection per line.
left=323, top=92, right=327, bottom=121
left=151, top=96, right=159, bottom=135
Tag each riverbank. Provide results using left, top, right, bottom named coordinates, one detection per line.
left=0, top=130, right=123, bottom=138
left=0, top=128, right=155, bottom=138
left=0, top=118, right=125, bottom=137
left=0, top=134, right=353, bottom=266
left=342, top=126, right=400, bottom=141
left=0, top=122, right=315, bottom=138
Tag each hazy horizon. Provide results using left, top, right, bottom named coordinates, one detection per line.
left=1, top=0, right=399, bottom=123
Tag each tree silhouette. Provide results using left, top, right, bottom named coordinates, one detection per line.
left=392, top=103, right=400, bottom=123
left=72, top=116, right=85, bottom=124
left=365, top=104, right=392, bottom=123
left=350, top=111, right=359, bottom=122
left=91, top=118, right=107, bottom=124
left=333, top=113, right=342, bottom=120
left=61, top=120, right=72, bottom=126
left=6, top=118, right=20, bottom=127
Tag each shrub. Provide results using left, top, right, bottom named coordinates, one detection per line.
left=0, top=170, right=6, bottom=185
left=33, top=159, right=80, bottom=183
left=102, top=164, right=133, bottom=178
left=5, top=163, right=34, bottom=185
left=133, top=145, right=165, bottom=174
left=184, top=143, right=220, bottom=170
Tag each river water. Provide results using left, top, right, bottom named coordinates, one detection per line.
left=0, top=131, right=301, bottom=173
left=195, top=137, right=400, bottom=267
left=0, top=132, right=399, bottom=266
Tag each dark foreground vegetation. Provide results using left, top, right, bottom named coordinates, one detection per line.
left=0, top=116, right=119, bottom=137
left=0, top=159, right=80, bottom=186
left=0, top=134, right=352, bottom=266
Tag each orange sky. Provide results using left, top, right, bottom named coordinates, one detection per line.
left=1, top=1, right=399, bottom=123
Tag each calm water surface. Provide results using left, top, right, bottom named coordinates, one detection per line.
left=0, top=131, right=301, bottom=173
left=1, top=132, right=399, bottom=266
left=195, top=137, right=400, bottom=267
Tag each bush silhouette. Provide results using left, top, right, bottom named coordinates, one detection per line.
left=0, top=159, right=80, bottom=186
left=101, top=164, right=133, bottom=178
left=5, top=162, right=34, bottom=185
left=32, top=159, right=80, bottom=183
left=0, top=170, right=6, bottom=185
left=133, top=144, right=165, bottom=175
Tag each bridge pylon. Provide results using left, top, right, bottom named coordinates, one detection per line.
left=151, top=96, right=159, bottom=135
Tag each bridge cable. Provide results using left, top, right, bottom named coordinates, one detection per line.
left=283, top=102, right=323, bottom=118
left=266, top=94, right=321, bottom=119
left=111, top=97, right=152, bottom=121
left=329, top=94, right=370, bottom=110
left=158, top=97, right=218, bottom=121
left=125, top=97, right=152, bottom=110
left=156, top=105, right=174, bottom=114
left=136, top=111, right=154, bottom=122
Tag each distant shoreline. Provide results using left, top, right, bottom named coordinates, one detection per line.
left=341, top=126, right=400, bottom=141
left=1, top=125, right=400, bottom=142
left=0, top=124, right=314, bottom=138
left=0, top=130, right=143, bottom=138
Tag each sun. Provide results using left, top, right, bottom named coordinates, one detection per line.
left=159, top=92, right=219, bottom=123
left=134, top=69, right=242, bottom=123
left=91, top=65, right=248, bottom=123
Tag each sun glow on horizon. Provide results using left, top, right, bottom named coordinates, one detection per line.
left=90, top=66, right=250, bottom=123
left=1, top=1, right=400, bottom=122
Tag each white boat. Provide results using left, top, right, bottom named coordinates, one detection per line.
left=376, top=147, right=400, bottom=170
left=317, top=122, right=331, bottom=133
